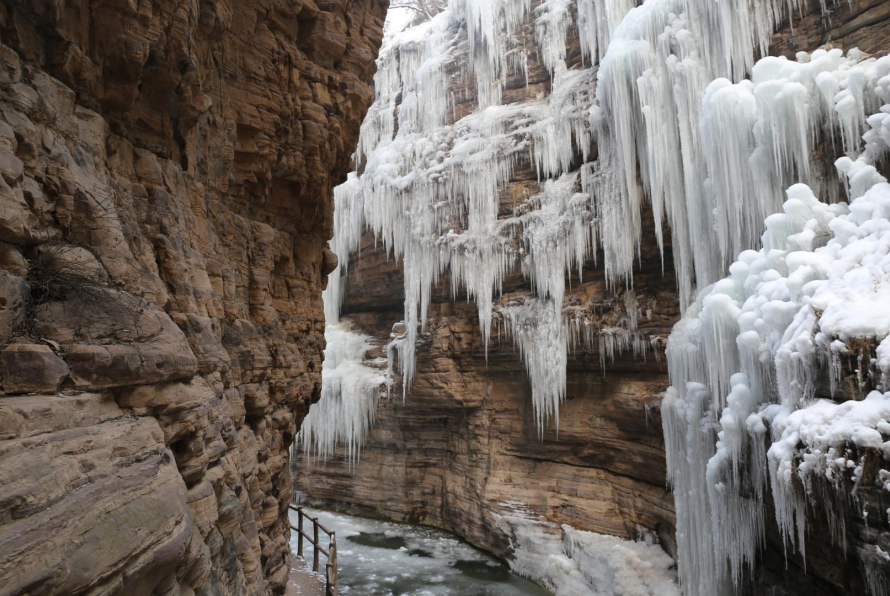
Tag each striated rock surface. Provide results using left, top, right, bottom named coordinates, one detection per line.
left=295, top=1, right=890, bottom=594
left=0, top=1, right=387, bottom=595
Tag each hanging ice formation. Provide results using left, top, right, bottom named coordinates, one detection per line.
left=330, top=0, right=609, bottom=428
left=297, top=321, right=388, bottom=465
left=334, top=0, right=850, bottom=411
left=322, top=0, right=890, bottom=592
left=588, top=0, right=885, bottom=312
left=330, top=0, right=884, bottom=419
left=664, top=59, right=890, bottom=595
left=296, top=177, right=389, bottom=465
left=328, top=0, right=695, bottom=431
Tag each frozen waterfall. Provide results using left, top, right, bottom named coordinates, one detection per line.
left=313, top=1, right=890, bottom=593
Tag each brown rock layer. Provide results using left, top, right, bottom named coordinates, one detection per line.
left=0, top=1, right=387, bottom=595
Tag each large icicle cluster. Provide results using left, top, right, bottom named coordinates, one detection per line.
left=297, top=174, right=390, bottom=464
left=297, top=321, right=387, bottom=465
left=300, top=171, right=391, bottom=463
left=330, top=0, right=609, bottom=425
left=328, top=0, right=882, bottom=433
left=664, top=55, right=890, bottom=595
left=589, top=1, right=884, bottom=312
left=315, top=0, right=890, bottom=593
left=498, top=298, right=568, bottom=429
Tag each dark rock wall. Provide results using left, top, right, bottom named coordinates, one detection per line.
left=0, top=1, right=387, bottom=594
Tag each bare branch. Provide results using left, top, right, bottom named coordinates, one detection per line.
left=389, top=0, right=449, bottom=21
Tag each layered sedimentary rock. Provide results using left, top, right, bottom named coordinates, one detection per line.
left=0, top=1, right=386, bottom=595
left=295, top=1, right=890, bottom=594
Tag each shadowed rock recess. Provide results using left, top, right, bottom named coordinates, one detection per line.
left=0, top=1, right=387, bottom=594
left=294, top=1, right=890, bottom=595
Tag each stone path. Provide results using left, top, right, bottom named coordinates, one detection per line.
left=285, top=556, right=325, bottom=596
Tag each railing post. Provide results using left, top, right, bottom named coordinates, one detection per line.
left=327, top=534, right=338, bottom=596
left=297, top=508, right=304, bottom=558
left=313, top=521, right=320, bottom=572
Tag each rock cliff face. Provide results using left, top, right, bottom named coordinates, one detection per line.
left=294, top=1, right=890, bottom=594
left=0, top=1, right=386, bottom=595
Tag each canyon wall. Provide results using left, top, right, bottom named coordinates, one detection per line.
left=0, top=1, right=386, bottom=595
left=295, top=1, right=890, bottom=594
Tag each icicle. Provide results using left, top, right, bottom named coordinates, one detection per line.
left=662, top=383, right=732, bottom=596
left=590, top=4, right=877, bottom=314
left=533, top=0, right=574, bottom=76
left=683, top=0, right=803, bottom=82
left=453, top=0, right=533, bottom=107
left=325, top=0, right=604, bottom=411
left=706, top=374, right=767, bottom=586
left=664, top=75, right=890, bottom=595
left=499, top=298, right=568, bottom=431
left=297, top=322, right=388, bottom=466
left=520, top=172, right=589, bottom=313
left=576, top=0, right=636, bottom=64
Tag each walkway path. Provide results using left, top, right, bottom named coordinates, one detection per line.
left=284, top=556, right=324, bottom=596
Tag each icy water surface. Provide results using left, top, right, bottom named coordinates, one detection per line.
left=288, top=508, right=550, bottom=596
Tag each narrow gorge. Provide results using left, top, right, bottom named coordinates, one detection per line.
left=1, top=0, right=889, bottom=595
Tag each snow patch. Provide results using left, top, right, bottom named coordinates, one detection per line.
left=494, top=507, right=680, bottom=596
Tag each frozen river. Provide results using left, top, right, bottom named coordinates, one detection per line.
left=289, top=507, right=550, bottom=596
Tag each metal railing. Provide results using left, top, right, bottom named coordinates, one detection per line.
left=289, top=496, right=338, bottom=596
